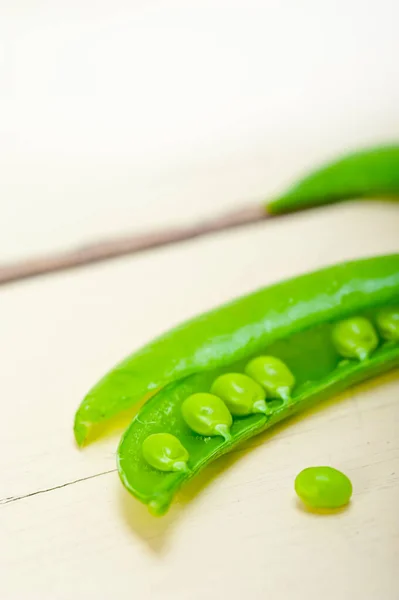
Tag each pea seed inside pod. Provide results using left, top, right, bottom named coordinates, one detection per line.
left=376, top=306, right=399, bottom=342
left=181, top=393, right=233, bottom=440
left=332, top=316, right=378, bottom=361
left=245, top=356, right=295, bottom=401
left=210, top=373, right=268, bottom=416
left=142, top=433, right=189, bottom=473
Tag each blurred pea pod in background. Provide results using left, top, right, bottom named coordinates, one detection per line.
left=268, top=145, right=399, bottom=214
left=0, top=144, right=398, bottom=286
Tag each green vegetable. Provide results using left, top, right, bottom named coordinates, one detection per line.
left=181, top=393, right=233, bottom=440
left=268, top=145, right=399, bottom=214
left=376, top=306, right=399, bottom=342
left=210, top=373, right=267, bottom=416
left=332, top=317, right=379, bottom=361
left=142, top=433, right=189, bottom=473
left=245, top=355, right=295, bottom=401
left=112, top=255, right=399, bottom=515
left=294, top=466, right=353, bottom=509
left=74, top=254, right=399, bottom=446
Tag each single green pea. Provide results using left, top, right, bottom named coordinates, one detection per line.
left=142, top=433, right=189, bottom=473
left=332, top=316, right=378, bottom=360
left=375, top=306, right=399, bottom=342
left=210, top=373, right=268, bottom=416
left=181, top=393, right=233, bottom=440
left=295, top=466, right=353, bottom=510
left=245, top=356, right=295, bottom=401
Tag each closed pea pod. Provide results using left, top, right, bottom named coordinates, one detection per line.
left=332, top=317, right=379, bottom=361
left=267, top=145, right=399, bottom=214
left=210, top=373, right=267, bottom=416
left=5, top=146, right=399, bottom=289
left=376, top=306, right=399, bottom=342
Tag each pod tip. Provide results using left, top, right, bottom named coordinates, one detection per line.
left=148, top=494, right=172, bottom=516
left=73, top=419, right=89, bottom=447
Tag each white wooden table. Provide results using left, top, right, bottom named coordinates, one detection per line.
left=1, top=202, right=398, bottom=599
left=1, top=2, right=399, bottom=599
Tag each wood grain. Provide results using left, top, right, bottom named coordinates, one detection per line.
left=0, top=206, right=268, bottom=286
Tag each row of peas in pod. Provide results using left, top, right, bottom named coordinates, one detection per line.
left=142, top=309, right=399, bottom=474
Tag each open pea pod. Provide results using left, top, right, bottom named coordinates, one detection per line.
left=267, top=145, right=399, bottom=214
left=117, top=257, right=399, bottom=514
left=74, top=254, right=399, bottom=514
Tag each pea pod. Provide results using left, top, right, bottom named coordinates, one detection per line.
left=2, top=145, right=399, bottom=288
left=114, top=255, right=399, bottom=515
left=268, top=145, right=399, bottom=214
left=74, top=254, right=399, bottom=445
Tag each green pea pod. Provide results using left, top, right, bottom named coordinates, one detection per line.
left=74, top=255, right=399, bottom=447
left=121, top=342, right=397, bottom=516
left=117, top=254, right=399, bottom=515
left=268, top=145, right=399, bottom=214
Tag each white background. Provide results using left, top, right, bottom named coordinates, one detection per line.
left=1, top=0, right=399, bottom=261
